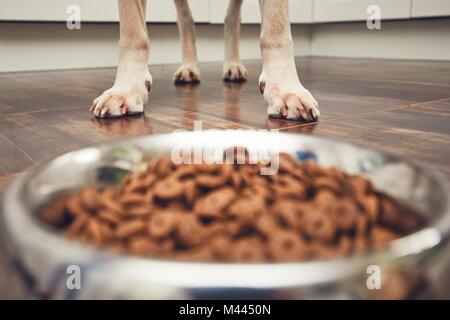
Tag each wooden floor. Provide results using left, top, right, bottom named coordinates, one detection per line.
left=0, top=57, right=449, bottom=298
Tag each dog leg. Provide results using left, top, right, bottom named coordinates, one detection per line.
left=91, top=0, right=151, bottom=118
left=258, top=0, right=319, bottom=121
left=223, top=0, right=247, bottom=82
left=173, top=0, right=200, bottom=84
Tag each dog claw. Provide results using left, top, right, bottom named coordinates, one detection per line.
left=145, top=80, right=152, bottom=92
left=259, top=81, right=266, bottom=94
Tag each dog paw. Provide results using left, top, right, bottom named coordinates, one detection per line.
left=173, top=64, right=201, bottom=84
left=223, top=62, right=248, bottom=82
left=90, top=73, right=152, bottom=118
left=258, top=72, right=319, bottom=121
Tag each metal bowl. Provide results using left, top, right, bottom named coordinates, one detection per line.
left=2, top=130, right=450, bottom=299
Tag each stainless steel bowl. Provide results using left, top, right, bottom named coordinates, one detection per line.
left=2, top=131, right=450, bottom=299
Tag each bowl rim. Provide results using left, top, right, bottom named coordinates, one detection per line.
left=3, top=131, right=450, bottom=289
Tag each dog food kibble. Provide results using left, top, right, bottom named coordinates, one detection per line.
left=40, top=152, right=424, bottom=262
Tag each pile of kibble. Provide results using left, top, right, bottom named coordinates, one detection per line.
left=41, top=150, right=423, bottom=262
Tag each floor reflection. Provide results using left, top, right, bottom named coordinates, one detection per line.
left=266, top=118, right=318, bottom=133
left=175, top=83, right=200, bottom=128
left=224, top=81, right=246, bottom=121
left=91, top=114, right=154, bottom=137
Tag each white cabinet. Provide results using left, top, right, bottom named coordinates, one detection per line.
left=411, top=0, right=450, bottom=18
left=0, top=0, right=117, bottom=21
left=209, top=1, right=227, bottom=24
left=290, top=0, right=314, bottom=23
left=209, top=0, right=313, bottom=24
left=147, top=0, right=209, bottom=23
left=0, top=0, right=209, bottom=23
left=313, top=0, right=412, bottom=22
left=241, top=0, right=260, bottom=24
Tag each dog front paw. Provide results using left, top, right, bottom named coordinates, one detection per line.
left=90, top=73, right=152, bottom=118
left=173, top=64, right=201, bottom=84
left=223, top=61, right=248, bottom=82
left=259, top=72, right=319, bottom=122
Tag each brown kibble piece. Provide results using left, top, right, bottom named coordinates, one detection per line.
left=272, top=175, right=307, bottom=199
left=80, top=187, right=99, bottom=210
left=277, top=153, right=298, bottom=173
left=229, top=238, right=266, bottom=263
left=329, top=199, right=359, bottom=232
left=255, top=214, right=279, bottom=238
left=227, top=193, right=266, bottom=224
left=66, top=196, right=88, bottom=217
left=271, top=200, right=301, bottom=229
left=184, top=180, right=197, bottom=206
left=355, top=214, right=369, bottom=236
left=302, top=160, right=322, bottom=176
left=230, top=171, right=242, bottom=189
left=175, top=246, right=214, bottom=262
left=371, top=226, right=400, bottom=249
left=147, top=211, right=178, bottom=239
left=195, top=187, right=236, bottom=218
left=153, top=177, right=185, bottom=200
left=120, top=193, right=147, bottom=206
left=336, top=235, right=352, bottom=256
left=99, top=189, right=126, bottom=218
left=86, top=219, right=103, bottom=245
left=346, top=175, right=372, bottom=195
left=128, top=237, right=159, bottom=255
left=314, top=189, right=338, bottom=204
left=176, top=215, right=204, bottom=247
left=115, top=219, right=146, bottom=239
left=302, top=207, right=336, bottom=242
left=358, top=193, right=379, bottom=223
left=66, top=214, right=88, bottom=236
left=209, top=234, right=232, bottom=259
left=173, top=165, right=196, bottom=180
left=98, top=222, right=113, bottom=241
left=268, top=231, right=307, bottom=262
left=41, top=195, right=67, bottom=226
left=106, top=241, right=126, bottom=253
left=379, top=195, right=421, bottom=233
left=127, top=204, right=153, bottom=217
left=195, top=174, right=227, bottom=189
left=98, top=209, right=121, bottom=225
left=353, top=236, right=368, bottom=253
left=125, top=176, right=150, bottom=193
left=313, top=176, right=341, bottom=193
left=156, top=155, right=175, bottom=178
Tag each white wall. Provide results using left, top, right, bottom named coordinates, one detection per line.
left=0, top=23, right=311, bottom=72
left=310, top=19, right=450, bottom=61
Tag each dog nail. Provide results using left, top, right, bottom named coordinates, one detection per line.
left=259, top=82, right=265, bottom=94
left=145, top=80, right=152, bottom=92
